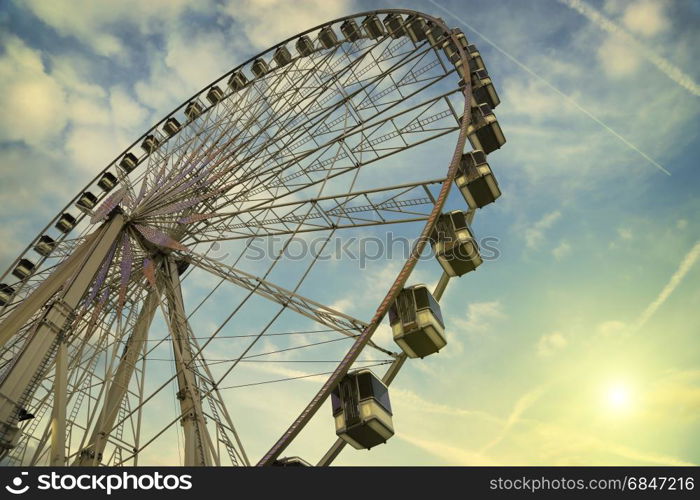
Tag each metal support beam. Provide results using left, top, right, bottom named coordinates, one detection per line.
left=49, top=338, right=67, bottom=465
left=0, top=229, right=100, bottom=348
left=73, top=287, right=160, bottom=466
left=0, top=213, right=125, bottom=452
left=164, top=257, right=214, bottom=466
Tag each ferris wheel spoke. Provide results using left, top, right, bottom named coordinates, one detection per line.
left=186, top=252, right=369, bottom=336
left=203, top=83, right=460, bottom=220
left=184, top=37, right=443, bottom=213
left=188, top=178, right=442, bottom=243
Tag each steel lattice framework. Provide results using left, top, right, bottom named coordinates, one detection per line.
left=0, top=9, right=504, bottom=466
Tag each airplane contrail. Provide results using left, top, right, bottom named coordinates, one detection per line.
left=558, top=0, right=700, bottom=96
left=634, top=239, right=700, bottom=331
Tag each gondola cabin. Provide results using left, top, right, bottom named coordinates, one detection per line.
left=0, top=283, right=15, bottom=306
left=389, top=284, right=446, bottom=358
left=55, top=213, right=77, bottom=234
left=471, top=69, right=500, bottom=109
left=318, top=26, right=339, bottom=49
left=426, top=22, right=446, bottom=46
left=273, top=46, right=292, bottom=67
left=76, top=191, right=98, bottom=211
left=331, top=369, right=394, bottom=449
left=383, top=13, right=406, bottom=39
left=228, top=71, right=248, bottom=91
left=12, top=259, right=35, bottom=280
left=184, top=100, right=204, bottom=121
left=466, top=103, right=506, bottom=154
left=296, top=35, right=314, bottom=57
left=467, top=43, right=486, bottom=72
left=456, top=150, right=501, bottom=210
left=252, top=58, right=269, bottom=78
left=406, top=15, right=427, bottom=42
left=206, top=85, right=224, bottom=105
left=430, top=211, right=482, bottom=277
left=362, top=14, right=385, bottom=39
left=272, top=456, right=311, bottom=467
left=163, top=117, right=181, bottom=137
left=98, top=172, right=118, bottom=192
left=118, top=152, right=138, bottom=174
left=0, top=423, right=20, bottom=451
left=340, top=19, right=362, bottom=42
left=34, top=235, right=56, bottom=257
left=140, top=134, right=160, bottom=154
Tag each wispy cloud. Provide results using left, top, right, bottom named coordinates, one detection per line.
left=524, top=211, right=561, bottom=249
left=558, top=0, right=700, bottom=96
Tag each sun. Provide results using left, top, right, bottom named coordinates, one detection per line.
left=604, top=382, right=634, bottom=414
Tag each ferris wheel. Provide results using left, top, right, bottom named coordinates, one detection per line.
left=0, top=9, right=505, bottom=466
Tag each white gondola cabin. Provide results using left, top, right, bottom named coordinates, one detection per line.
left=431, top=211, right=482, bottom=277
left=389, top=284, right=446, bottom=358
left=184, top=100, right=204, bottom=121
left=466, top=103, right=506, bottom=154
left=0, top=283, right=14, bottom=306
left=318, top=26, right=339, bottom=49
left=471, top=69, right=500, bottom=109
left=163, top=117, right=181, bottom=137
left=76, top=191, right=97, bottom=211
left=272, top=456, right=311, bottom=467
left=206, top=85, right=224, bottom=105
left=34, top=235, right=56, bottom=257
left=406, top=15, right=427, bottom=43
left=331, top=369, right=394, bottom=449
left=273, top=46, right=292, bottom=67
left=141, top=134, right=160, bottom=154
left=0, top=424, right=21, bottom=451
left=426, top=22, right=446, bottom=46
left=56, top=213, right=77, bottom=234
left=340, top=19, right=362, bottom=42
left=98, top=172, right=118, bottom=192
left=296, top=35, right=314, bottom=57
left=228, top=70, right=248, bottom=91
left=456, top=151, right=501, bottom=210
left=118, top=152, right=138, bottom=174
left=362, top=14, right=385, bottom=39
left=383, top=13, right=406, bottom=39
left=12, top=259, right=35, bottom=280
left=467, top=43, right=485, bottom=72
left=252, top=58, right=269, bottom=78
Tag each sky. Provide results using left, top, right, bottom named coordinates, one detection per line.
left=0, top=0, right=699, bottom=466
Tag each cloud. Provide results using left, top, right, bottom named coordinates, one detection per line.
left=481, top=386, right=547, bottom=452
left=537, top=332, right=568, bottom=357
left=0, top=36, right=68, bottom=147
left=452, top=301, right=505, bottom=335
left=552, top=240, right=572, bottom=261
left=218, top=0, right=352, bottom=50
left=617, top=227, right=633, bottom=240
left=398, top=432, right=498, bottom=465
left=597, top=35, right=642, bottom=77
left=524, top=211, right=561, bottom=250
left=557, top=0, right=700, bottom=95
left=596, top=320, right=627, bottom=337
left=622, top=0, right=669, bottom=37
left=20, top=0, right=204, bottom=57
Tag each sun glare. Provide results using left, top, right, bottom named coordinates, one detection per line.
left=604, top=382, right=633, bottom=414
